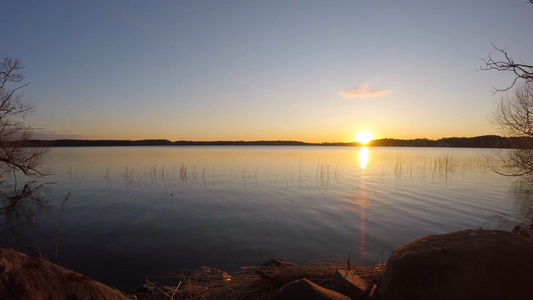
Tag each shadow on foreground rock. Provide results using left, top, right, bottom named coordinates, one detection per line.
left=376, top=229, right=533, bottom=300
left=0, top=248, right=128, bottom=300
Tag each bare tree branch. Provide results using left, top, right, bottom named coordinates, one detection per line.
left=0, top=57, right=24, bottom=89
left=0, top=57, right=48, bottom=177
left=490, top=81, right=533, bottom=137
left=489, top=148, right=533, bottom=178
left=480, top=43, right=533, bottom=93
left=479, top=2, right=533, bottom=92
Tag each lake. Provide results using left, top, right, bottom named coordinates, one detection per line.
left=0, top=146, right=531, bottom=290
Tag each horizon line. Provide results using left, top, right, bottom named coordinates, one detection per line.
left=31, top=134, right=512, bottom=144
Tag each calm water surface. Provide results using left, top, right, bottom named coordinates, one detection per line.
left=1, top=146, right=531, bottom=290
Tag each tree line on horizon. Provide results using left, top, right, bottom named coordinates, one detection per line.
left=17, top=135, right=533, bottom=148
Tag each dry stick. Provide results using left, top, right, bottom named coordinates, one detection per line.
left=169, top=281, right=182, bottom=300
left=145, top=278, right=174, bottom=300
left=372, top=248, right=386, bottom=266
left=347, top=252, right=351, bottom=271
left=318, top=262, right=334, bottom=279
left=293, top=259, right=308, bottom=274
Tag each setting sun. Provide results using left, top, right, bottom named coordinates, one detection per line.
left=355, top=131, right=373, bottom=144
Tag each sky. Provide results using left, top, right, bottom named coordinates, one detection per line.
left=2, top=1, right=533, bottom=142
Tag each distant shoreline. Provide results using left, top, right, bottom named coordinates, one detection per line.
left=23, top=135, right=533, bottom=148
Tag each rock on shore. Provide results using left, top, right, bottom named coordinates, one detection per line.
left=0, top=247, right=128, bottom=300
left=377, top=229, right=533, bottom=300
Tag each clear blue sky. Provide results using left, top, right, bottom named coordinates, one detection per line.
left=2, top=1, right=532, bottom=142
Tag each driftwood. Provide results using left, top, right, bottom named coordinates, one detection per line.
left=136, top=259, right=385, bottom=300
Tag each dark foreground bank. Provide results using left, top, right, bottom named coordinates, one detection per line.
left=1, top=227, right=533, bottom=300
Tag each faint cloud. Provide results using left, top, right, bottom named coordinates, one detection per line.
left=339, top=83, right=389, bottom=98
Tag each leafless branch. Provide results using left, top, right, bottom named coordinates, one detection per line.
left=481, top=44, right=533, bottom=93
left=489, top=148, right=533, bottom=178
left=0, top=57, right=24, bottom=89
left=0, top=57, right=48, bottom=177
left=490, top=81, right=533, bottom=137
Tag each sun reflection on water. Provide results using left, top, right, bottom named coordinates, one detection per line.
left=359, top=146, right=369, bottom=169
left=357, top=146, right=370, bottom=264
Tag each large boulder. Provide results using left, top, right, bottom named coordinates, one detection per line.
left=377, top=229, right=533, bottom=300
left=0, top=247, right=128, bottom=300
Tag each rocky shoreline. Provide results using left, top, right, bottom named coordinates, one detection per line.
left=1, top=228, right=533, bottom=300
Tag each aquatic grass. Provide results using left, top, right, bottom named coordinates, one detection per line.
left=315, top=161, right=343, bottom=188
left=316, top=162, right=330, bottom=188
left=92, top=153, right=492, bottom=194
left=122, top=166, right=134, bottom=180
left=179, top=164, right=187, bottom=183
left=390, top=152, right=486, bottom=183
left=83, top=159, right=354, bottom=193
left=285, top=164, right=293, bottom=186
left=66, top=166, right=84, bottom=181
left=104, top=167, right=111, bottom=180
left=394, top=152, right=403, bottom=181
left=191, top=165, right=198, bottom=181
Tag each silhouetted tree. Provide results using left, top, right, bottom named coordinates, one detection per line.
left=0, top=57, right=47, bottom=176
left=483, top=1, right=533, bottom=179
left=491, top=81, right=533, bottom=137
left=489, top=80, right=533, bottom=177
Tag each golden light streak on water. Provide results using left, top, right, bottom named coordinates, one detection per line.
left=359, top=146, right=369, bottom=169
left=356, top=147, right=369, bottom=264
